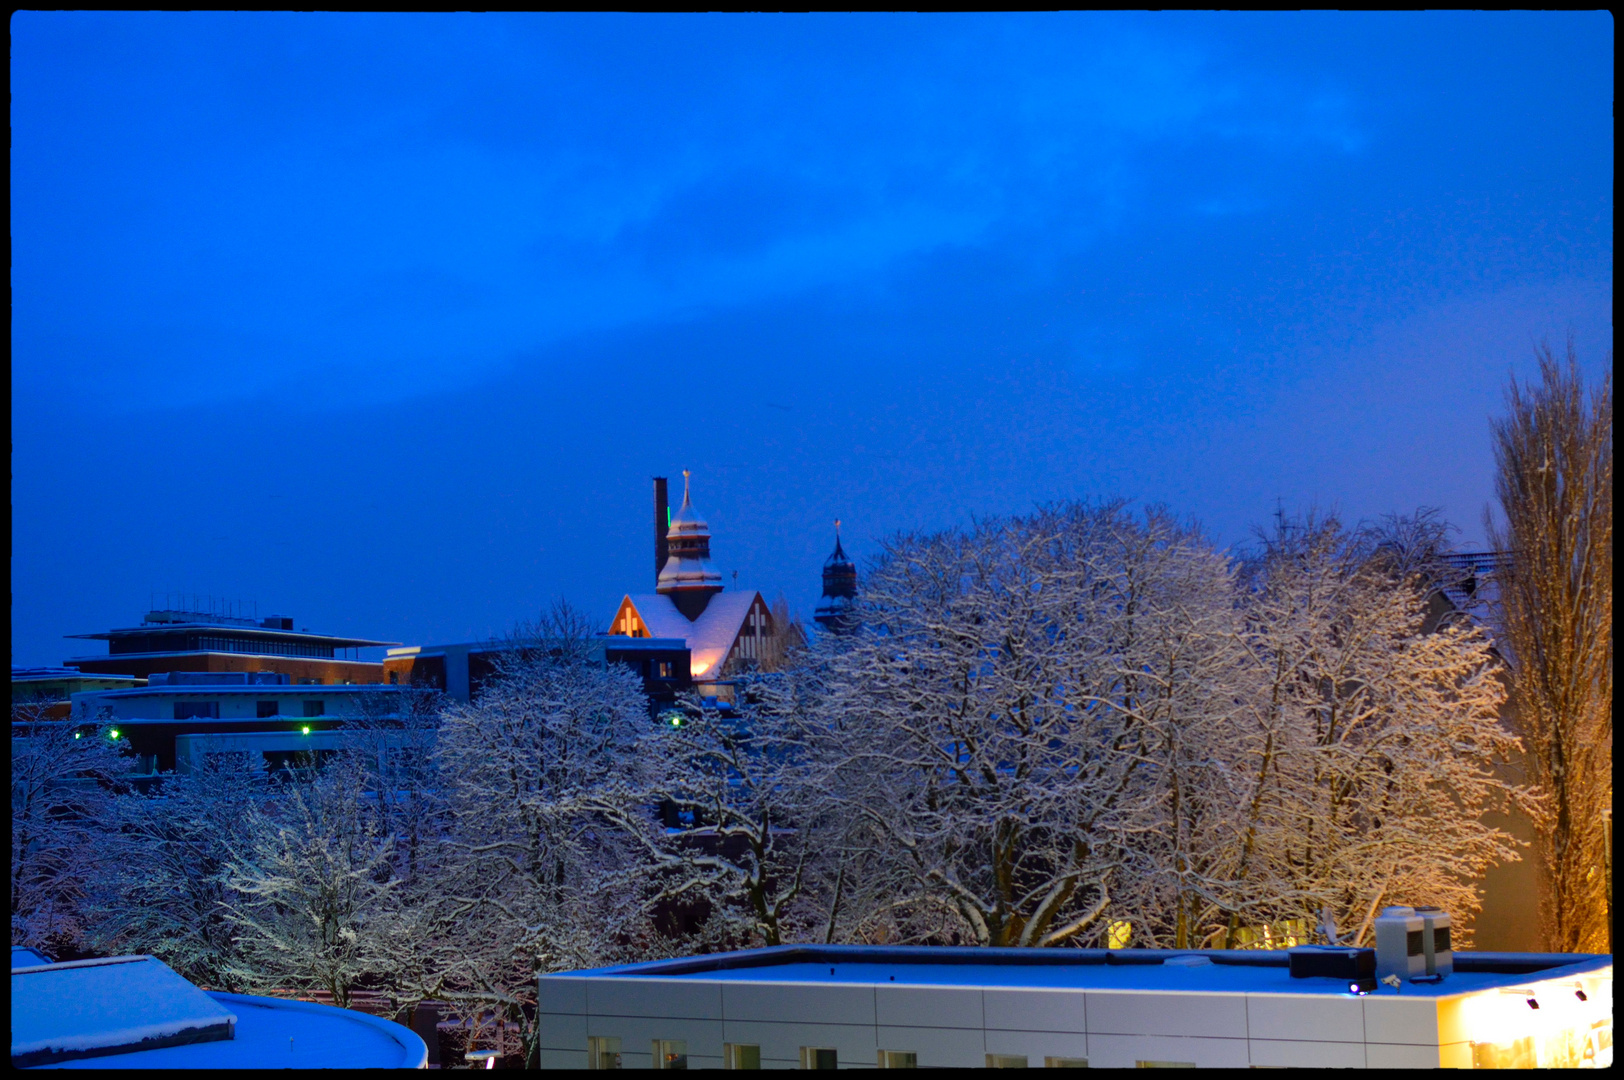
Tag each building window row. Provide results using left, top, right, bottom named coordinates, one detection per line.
left=194, top=635, right=335, bottom=658
left=582, top=1037, right=1095, bottom=1069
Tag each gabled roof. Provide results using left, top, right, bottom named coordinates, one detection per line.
left=619, top=591, right=764, bottom=679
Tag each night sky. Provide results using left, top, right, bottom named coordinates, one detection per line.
left=10, top=12, right=1613, bottom=666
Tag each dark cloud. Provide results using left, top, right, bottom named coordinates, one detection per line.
left=10, top=12, right=1612, bottom=665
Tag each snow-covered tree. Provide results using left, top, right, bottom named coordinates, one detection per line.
left=1232, top=512, right=1530, bottom=947
left=1486, top=342, right=1612, bottom=953
left=617, top=672, right=827, bottom=947
left=11, top=709, right=132, bottom=954
left=816, top=502, right=1228, bottom=947
left=85, top=751, right=272, bottom=989
left=423, top=602, right=659, bottom=1066
left=220, top=766, right=401, bottom=1008
left=803, top=503, right=1528, bottom=953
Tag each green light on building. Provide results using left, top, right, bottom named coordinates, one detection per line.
left=301, top=725, right=311, bottom=735
left=109, top=728, right=120, bottom=740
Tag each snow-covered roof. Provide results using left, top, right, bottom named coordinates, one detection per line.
left=11, top=955, right=237, bottom=1067
left=42, top=993, right=428, bottom=1070
left=557, top=944, right=1615, bottom=999
left=11, top=945, right=53, bottom=968
left=10, top=667, right=142, bottom=683
left=620, top=591, right=764, bottom=679
left=11, top=956, right=427, bottom=1069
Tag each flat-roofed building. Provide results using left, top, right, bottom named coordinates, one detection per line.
left=11, top=667, right=145, bottom=719
left=67, top=672, right=423, bottom=774
left=382, top=635, right=692, bottom=708
left=62, top=607, right=397, bottom=685
left=537, top=944, right=1613, bottom=1070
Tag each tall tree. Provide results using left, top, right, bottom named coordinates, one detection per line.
left=426, top=601, right=658, bottom=1066
left=1236, top=512, right=1527, bottom=948
left=1486, top=341, right=1613, bottom=952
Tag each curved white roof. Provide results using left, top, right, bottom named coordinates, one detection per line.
left=12, top=955, right=426, bottom=1070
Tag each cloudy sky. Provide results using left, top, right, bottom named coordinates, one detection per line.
left=10, top=12, right=1612, bottom=664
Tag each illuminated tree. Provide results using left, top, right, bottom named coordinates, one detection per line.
left=1234, top=512, right=1529, bottom=948
left=1486, top=342, right=1613, bottom=952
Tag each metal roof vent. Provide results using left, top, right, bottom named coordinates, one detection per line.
left=1374, top=906, right=1452, bottom=986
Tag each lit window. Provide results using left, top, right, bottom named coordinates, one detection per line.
left=1107, top=920, right=1132, bottom=949
left=724, top=1044, right=760, bottom=1070
left=879, top=1050, right=917, bottom=1068
left=653, top=1039, right=687, bottom=1070
left=988, top=1055, right=1030, bottom=1068
left=587, top=1035, right=621, bottom=1070
left=1135, top=1062, right=1195, bottom=1069
left=1045, top=1058, right=1089, bottom=1068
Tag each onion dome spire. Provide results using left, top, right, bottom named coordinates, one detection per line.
left=657, top=470, right=724, bottom=620
left=814, top=518, right=858, bottom=631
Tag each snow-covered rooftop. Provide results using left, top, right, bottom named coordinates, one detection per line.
left=560, top=944, right=1614, bottom=999
left=621, top=590, right=763, bottom=678
left=11, top=955, right=237, bottom=1067
left=11, top=955, right=427, bottom=1069
left=11, top=946, right=54, bottom=968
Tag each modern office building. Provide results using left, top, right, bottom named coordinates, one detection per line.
left=62, top=606, right=396, bottom=685
left=11, top=949, right=426, bottom=1069
left=536, top=942, right=1613, bottom=1069
left=68, top=671, right=421, bottom=774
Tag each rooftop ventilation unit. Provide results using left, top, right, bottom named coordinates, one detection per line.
left=1374, top=906, right=1452, bottom=985
left=1287, top=945, right=1377, bottom=994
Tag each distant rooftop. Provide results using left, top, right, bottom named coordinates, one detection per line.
left=11, top=667, right=143, bottom=683
left=66, top=609, right=397, bottom=650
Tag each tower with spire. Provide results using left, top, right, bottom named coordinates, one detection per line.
left=608, top=471, right=776, bottom=686
left=656, top=470, right=725, bottom=620
left=814, top=520, right=858, bottom=631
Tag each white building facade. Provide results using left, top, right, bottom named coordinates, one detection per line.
left=536, top=945, right=1612, bottom=1069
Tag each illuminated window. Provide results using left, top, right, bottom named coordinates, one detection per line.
left=878, top=1050, right=917, bottom=1068
left=1135, top=1062, right=1195, bottom=1069
left=1045, top=1058, right=1089, bottom=1068
left=987, top=1055, right=1029, bottom=1068
left=1107, top=920, right=1132, bottom=948
left=724, top=1044, right=760, bottom=1069
left=653, top=1039, right=687, bottom=1070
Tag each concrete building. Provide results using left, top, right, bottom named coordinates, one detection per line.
left=10, top=667, right=145, bottom=720
left=536, top=943, right=1612, bottom=1069
left=69, top=671, right=421, bottom=775
left=382, top=635, right=693, bottom=708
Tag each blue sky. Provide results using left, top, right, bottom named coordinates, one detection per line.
left=10, top=12, right=1613, bottom=664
